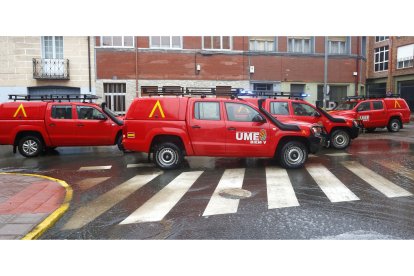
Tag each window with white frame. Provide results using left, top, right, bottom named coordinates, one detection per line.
left=203, top=36, right=232, bottom=50
left=375, top=36, right=389, bottom=43
left=328, top=37, right=347, bottom=54
left=288, top=37, right=312, bottom=53
left=249, top=37, right=275, bottom=52
left=397, top=44, right=414, bottom=69
left=101, top=36, right=134, bottom=47
left=150, top=36, right=182, bottom=49
left=104, top=83, right=126, bottom=115
left=374, top=46, right=389, bottom=72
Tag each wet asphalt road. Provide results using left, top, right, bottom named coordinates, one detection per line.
left=1, top=125, right=414, bottom=240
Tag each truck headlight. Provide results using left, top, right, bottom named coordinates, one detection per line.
left=311, top=126, right=323, bottom=137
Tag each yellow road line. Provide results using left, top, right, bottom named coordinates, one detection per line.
left=0, top=172, right=72, bottom=240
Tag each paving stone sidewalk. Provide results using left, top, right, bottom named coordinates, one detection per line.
left=0, top=174, right=66, bottom=239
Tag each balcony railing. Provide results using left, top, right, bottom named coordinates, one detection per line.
left=32, top=58, right=70, bottom=80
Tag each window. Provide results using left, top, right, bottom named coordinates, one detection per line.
left=270, top=102, right=290, bottom=115
left=101, top=36, right=134, bottom=47
left=328, top=37, right=347, bottom=54
left=375, top=36, right=389, bottom=42
left=194, top=102, right=220, bottom=120
left=42, top=36, right=63, bottom=59
left=203, top=36, right=232, bottom=50
left=292, top=103, right=317, bottom=116
left=225, top=103, right=259, bottom=122
left=397, top=44, right=414, bottom=69
left=104, top=83, right=126, bottom=115
left=51, top=105, right=72, bottom=119
left=249, top=37, right=275, bottom=52
left=288, top=37, right=312, bottom=53
left=373, top=101, right=384, bottom=110
left=253, top=83, right=273, bottom=91
left=374, top=46, right=389, bottom=72
left=150, top=36, right=182, bottom=49
left=76, top=106, right=106, bottom=120
left=357, top=102, right=371, bottom=111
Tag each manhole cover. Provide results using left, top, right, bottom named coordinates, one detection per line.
left=219, top=188, right=252, bottom=199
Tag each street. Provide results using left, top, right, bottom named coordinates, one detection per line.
left=1, top=125, right=414, bottom=239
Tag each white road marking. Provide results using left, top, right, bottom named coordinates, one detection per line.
left=308, top=154, right=318, bottom=158
left=342, top=161, right=412, bottom=198
left=265, top=167, right=299, bottom=209
left=63, top=172, right=162, bottom=230
left=120, top=171, right=204, bottom=224
left=203, top=168, right=245, bottom=216
left=127, top=163, right=155, bottom=168
left=325, top=153, right=351, bottom=157
left=374, top=160, right=414, bottom=182
left=78, top=165, right=112, bottom=171
left=306, top=164, right=359, bottom=203
left=357, top=149, right=409, bottom=155
left=76, top=177, right=110, bottom=191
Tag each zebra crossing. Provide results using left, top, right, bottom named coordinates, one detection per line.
left=64, top=160, right=414, bottom=230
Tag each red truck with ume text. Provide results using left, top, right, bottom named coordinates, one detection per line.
left=122, top=95, right=325, bottom=169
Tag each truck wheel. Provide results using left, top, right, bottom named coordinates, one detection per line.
left=18, top=136, right=43, bottom=157
left=278, top=141, right=308, bottom=169
left=366, top=128, right=376, bottom=133
left=387, top=118, right=401, bottom=132
left=154, top=142, right=183, bottom=170
left=330, top=130, right=350, bottom=150
left=117, top=134, right=124, bottom=152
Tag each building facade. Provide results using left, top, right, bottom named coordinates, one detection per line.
left=366, top=36, right=414, bottom=110
left=95, top=36, right=366, bottom=113
left=0, top=36, right=96, bottom=103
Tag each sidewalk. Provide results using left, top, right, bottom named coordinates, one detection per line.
left=0, top=173, right=71, bottom=240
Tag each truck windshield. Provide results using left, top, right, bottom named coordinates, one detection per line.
left=334, top=102, right=358, bottom=110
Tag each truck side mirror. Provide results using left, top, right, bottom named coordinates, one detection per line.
left=357, top=107, right=363, bottom=112
left=252, top=114, right=266, bottom=123
left=313, top=111, right=321, bottom=117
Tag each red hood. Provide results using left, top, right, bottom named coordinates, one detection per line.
left=328, top=110, right=356, bottom=119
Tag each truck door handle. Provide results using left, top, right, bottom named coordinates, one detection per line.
left=191, top=125, right=201, bottom=129
left=49, top=123, right=55, bottom=127
left=77, top=124, right=84, bottom=127
left=227, top=127, right=236, bottom=131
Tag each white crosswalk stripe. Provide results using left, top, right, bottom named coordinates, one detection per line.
left=306, top=164, right=359, bottom=203
left=63, top=172, right=162, bottom=230
left=79, top=165, right=112, bottom=171
left=266, top=167, right=299, bottom=209
left=127, top=163, right=155, bottom=169
left=341, top=161, right=412, bottom=198
left=203, top=168, right=245, bottom=216
left=375, top=160, right=414, bottom=182
left=120, top=171, right=204, bottom=224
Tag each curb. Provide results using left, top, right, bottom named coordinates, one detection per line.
left=0, top=172, right=72, bottom=240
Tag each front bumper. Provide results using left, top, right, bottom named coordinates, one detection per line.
left=350, top=125, right=360, bottom=139
left=308, top=134, right=324, bottom=154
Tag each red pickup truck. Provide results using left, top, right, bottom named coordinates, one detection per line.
left=330, top=96, right=411, bottom=132
left=0, top=95, right=124, bottom=157
left=123, top=96, right=325, bottom=169
left=244, top=97, right=360, bottom=150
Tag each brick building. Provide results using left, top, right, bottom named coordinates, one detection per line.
left=95, top=36, right=366, bottom=114
left=366, top=36, right=414, bottom=110
left=0, top=36, right=95, bottom=103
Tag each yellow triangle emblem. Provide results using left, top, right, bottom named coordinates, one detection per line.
left=149, top=100, right=165, bottom=118
left=394, top=100, right=401, bottom=108
left=13, top=104, right=27, bottom=118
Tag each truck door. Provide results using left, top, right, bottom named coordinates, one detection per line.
left=224, top=102, right=272, bottom=157
left=74, top=105, right=116, bottom=145
left=371, top=100, right=387, bottom=126
left=268, top=100, right=291, bottom=121
left=187, top=100, right=226, bottom=155
left=291, top=102, right=323, bottom=124
left=355, top=101, right=373, bottom=128
left=46, top=104, right=76, bottom=146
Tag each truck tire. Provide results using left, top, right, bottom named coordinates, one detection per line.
left=330, top=129, right=350, bottom=150
left=18, top=136, right=43, bottom=158
left=154, top=142, right=183, bottom=170
left=387, top=118, right=401, bottom=132
left=278, top=141, right=308, bottom=169
left=117, top=134, right=124, bottom=152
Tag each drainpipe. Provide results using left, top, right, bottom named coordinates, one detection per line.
left=87, top=36, right=92, bottom=93
left=323, top=36, right=328, bottom=109
left=355, top=36, right=360, bottom=96
left=135, top=36, right=139, bottom=97
left=388, top=37, right=393, bottom=93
